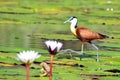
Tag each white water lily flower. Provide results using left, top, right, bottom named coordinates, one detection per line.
left=17, top=50, right=40, bottom=64
left=45, top=40, right=63, bottom=55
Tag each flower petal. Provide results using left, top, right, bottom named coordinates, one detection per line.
left=17, top=50, right=40, bottom=64
left=45, top=40, right=63, bottom=55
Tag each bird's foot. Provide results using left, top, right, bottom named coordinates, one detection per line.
left=80, top=52, right=85, bottom=55
left=96, top=58, right=99, bottom=62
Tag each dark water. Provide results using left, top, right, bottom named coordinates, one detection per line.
left=0, top=24, right=89, bottom=50
left=0, top=25, right=34, bottom=48
left=0, top=24, right=118, bottom=52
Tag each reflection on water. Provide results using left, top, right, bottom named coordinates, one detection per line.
left=26, top=36, right=83, bottom=50
left=0, top=25, right=31, bottom=48
left=0, top=24, right=113, bottom=51
left=0, top=24, right=84, bottom=50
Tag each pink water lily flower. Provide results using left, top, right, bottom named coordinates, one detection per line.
left=45, top=40, right=63, bottom=55
left=45, top=40, right=63, bottom=80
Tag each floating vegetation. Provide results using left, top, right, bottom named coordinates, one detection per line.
left=40, top=8, right=63, bottom=14
left=0, top=2, right=18, bottom=5
left=0, top=20, right=22, bottom=24
left=0, top=0, right=120, bottom=80
left=32, top=33, right=75, bottom=40
left=0, top=62, right=16, bottom=67
left=89, top=19, right=120, bottom=25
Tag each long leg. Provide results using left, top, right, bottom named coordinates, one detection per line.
left=81, top=43, right=84, bottom=54
left=79, top=43, right=84, bottom=60
left=91, top=44, right=99, bottom=62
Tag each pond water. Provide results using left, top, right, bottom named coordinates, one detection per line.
left=0, top=1, right=120, bottom=80
left=0, top=24, right=80, bottom=50
left=0, top=24, right=49, bottom=49
left=0, top=24, right=99, bottom=51
left=1, top=23, right=119, bottom=53
left=0, top=25, right=31, bottom=48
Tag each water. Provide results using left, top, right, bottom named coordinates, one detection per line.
left=0, top=25, right=32, bottom=48
left=1, top=24, right=119, bottom=53
left=0, top=24, right=90, bottom=51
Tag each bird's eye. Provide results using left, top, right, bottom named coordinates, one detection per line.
left=69, top=17, right=74, bottom=21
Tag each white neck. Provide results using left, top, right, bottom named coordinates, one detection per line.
left=70, top=18, right=77, bottom=35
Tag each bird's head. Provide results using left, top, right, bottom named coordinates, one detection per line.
left=64, top=16, right=77, bottom=23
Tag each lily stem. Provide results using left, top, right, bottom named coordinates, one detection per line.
left=26, top=64, right=30, bottom=80
left=49, top=54, right=54, bottom=80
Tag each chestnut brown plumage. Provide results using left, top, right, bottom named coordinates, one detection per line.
left=64, top=16, right=108, bottom=62
left=76, top=27, right=108, bottom=43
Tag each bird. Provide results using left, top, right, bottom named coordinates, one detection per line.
left=64, top=16, right=109, bottom=62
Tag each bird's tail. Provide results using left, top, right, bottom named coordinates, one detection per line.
left=98, top=33, right=109, bottom=39
left=99, top=33, right=115, bottom=39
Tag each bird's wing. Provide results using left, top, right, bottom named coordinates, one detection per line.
left=76, top=27, right=104, bottom=40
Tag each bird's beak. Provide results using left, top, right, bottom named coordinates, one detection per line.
left=64, top=19, right=70, bottom=23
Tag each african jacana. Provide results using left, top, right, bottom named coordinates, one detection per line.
left=64, top=16, right=108, bottom=62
